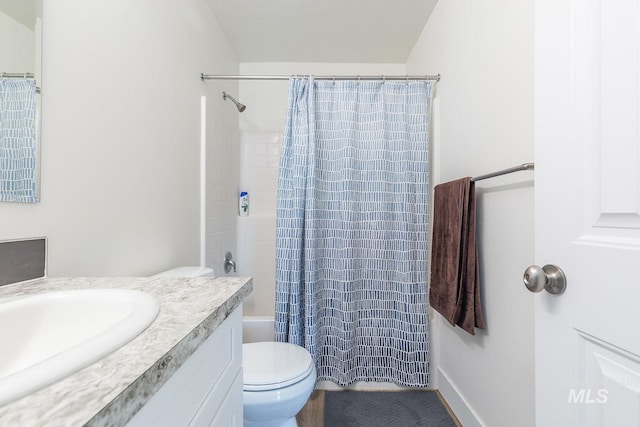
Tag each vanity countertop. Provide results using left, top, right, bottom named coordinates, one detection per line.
left=0, top=275, right=253, bottom=426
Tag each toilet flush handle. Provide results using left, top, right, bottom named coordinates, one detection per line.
left=224, top=251, right=236, bottom=274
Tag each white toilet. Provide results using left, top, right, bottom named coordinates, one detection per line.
left=243, top=341, right=316, bottom=427
left=153, top=266, right=316, bottom=427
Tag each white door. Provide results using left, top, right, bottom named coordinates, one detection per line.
left=535, top=0, right=640, bottom=426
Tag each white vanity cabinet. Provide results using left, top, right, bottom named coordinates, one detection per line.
left=127, top=306, right=243, bottom=427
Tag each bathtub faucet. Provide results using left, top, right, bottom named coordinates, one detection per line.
left=224, top=251, right=237, bottom=273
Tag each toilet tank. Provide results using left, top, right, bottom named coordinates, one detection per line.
left=152, top=266, right=214, bottom=278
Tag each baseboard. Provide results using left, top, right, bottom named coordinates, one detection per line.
left=437, top=368, right=485, bottom=427
left=436, top=390, right=463, bottom=427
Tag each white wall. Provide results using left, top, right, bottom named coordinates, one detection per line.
left=0, top=11, right=34, bottom=72
left=0, top=0, right=238, bottom=276
left=237, top=62, right=405, bottom=316
left=407, top=1, right=535, bottom=426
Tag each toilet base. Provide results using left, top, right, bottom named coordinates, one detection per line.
left=243, top=367, right=316, bottom=427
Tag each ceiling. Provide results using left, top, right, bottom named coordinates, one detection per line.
left=207, top=0, right=438, bottom=63
left=0, top=0, right=38, bottom=29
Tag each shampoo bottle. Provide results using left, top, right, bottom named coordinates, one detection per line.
left=239, top=192, right=249, bottom=216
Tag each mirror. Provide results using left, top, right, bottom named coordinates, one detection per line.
left=0, top=0, right=42, bottom=203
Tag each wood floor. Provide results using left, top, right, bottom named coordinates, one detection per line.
left=296, top=390, right=325, bottom=427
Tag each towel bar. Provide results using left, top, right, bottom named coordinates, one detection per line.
left=471, top=163, right=534, bottom=182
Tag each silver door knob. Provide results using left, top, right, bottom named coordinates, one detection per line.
left=523, top=264, right=567, bottom=294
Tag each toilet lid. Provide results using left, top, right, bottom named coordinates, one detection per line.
left=243, top=342, right=314, bottom=391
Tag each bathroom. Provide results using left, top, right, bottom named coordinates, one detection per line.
left=2, top=0, right=639, bottom=426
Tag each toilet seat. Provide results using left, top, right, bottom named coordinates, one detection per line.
left=243, top=342, right=314, bottom=391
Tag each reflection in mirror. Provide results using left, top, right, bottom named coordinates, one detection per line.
left=0, top=0, right=41, bottom=203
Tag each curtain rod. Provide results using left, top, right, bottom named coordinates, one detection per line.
left=471, top=163, right=534, bottom=182
left=201, top=73, right=440, bottom=82
left=1, top=73, right=35, bottom=79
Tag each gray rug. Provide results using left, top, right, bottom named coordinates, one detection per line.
left=323, top=391, right=457, bottom=427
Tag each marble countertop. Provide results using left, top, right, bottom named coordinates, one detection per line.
left=0, top=275, right=253, bottom=426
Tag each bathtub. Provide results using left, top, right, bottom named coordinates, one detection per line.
left=242, top=316, right=275, bottom=343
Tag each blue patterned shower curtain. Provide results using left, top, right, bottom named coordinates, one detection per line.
left=0, top=79, right=37, bottom=203
left=275, top=77, right=432, bottom=386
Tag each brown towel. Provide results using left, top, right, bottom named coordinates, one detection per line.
left=429, top=177, right=485, bottom=335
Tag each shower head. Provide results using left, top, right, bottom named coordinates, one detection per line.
left=222, top=91, right=246, bottom=112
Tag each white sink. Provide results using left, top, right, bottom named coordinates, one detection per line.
left=0, top=288, right=159, bottom=406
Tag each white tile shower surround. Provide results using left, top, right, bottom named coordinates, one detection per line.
left=239, top=131, right=281, bottom=216
left=238, top=131, right=281, bottom=317
left=238, top=216, right=277, bottom=316
left=0, top=276, right=252, bottom=426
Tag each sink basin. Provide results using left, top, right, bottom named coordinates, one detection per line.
left=0, top=288, right=159, bottom=405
